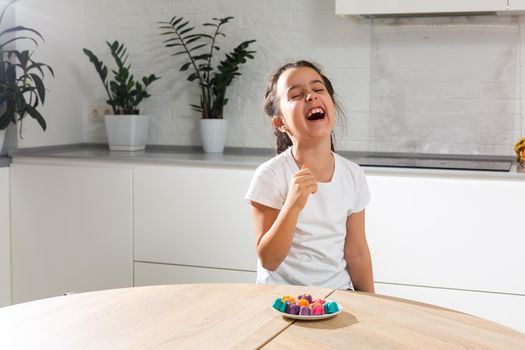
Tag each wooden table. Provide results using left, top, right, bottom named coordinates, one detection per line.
left=0, top=284, right=523, bottom=349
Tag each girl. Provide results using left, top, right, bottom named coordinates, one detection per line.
left=245, top=61, right=374, bottom=292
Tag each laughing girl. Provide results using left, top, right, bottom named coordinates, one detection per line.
left=245, top=61, right=374, bottom=292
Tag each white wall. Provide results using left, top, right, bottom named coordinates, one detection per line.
left=80, top=0, right=372, bottom=151
left=12, top=0, right=525, bottom=156
left=14, top=0, right=84, bottom=148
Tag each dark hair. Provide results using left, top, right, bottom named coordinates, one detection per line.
left=263, top=60, right=343, bottom=154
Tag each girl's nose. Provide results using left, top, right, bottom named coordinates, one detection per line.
left=306, top=92, right=317, bottom=102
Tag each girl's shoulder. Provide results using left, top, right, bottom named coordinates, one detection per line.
left=255, top=148, right=294, bottom=174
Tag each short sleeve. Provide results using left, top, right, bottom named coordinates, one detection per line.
left=351, top=166, right=371, bottom=214
left=245, top=165, right=285, bottom=210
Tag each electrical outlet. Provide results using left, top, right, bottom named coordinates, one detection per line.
left=88, top=105, right=112, bottom=122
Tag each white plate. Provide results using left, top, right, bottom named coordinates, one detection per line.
left=273, top=302, right=343, bottom=320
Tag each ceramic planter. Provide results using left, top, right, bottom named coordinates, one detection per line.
left=104, top=114, right=150, bottom=151
left=200, top=118, right=228, bottom=153
left=0, top=129, right=5, bottom=155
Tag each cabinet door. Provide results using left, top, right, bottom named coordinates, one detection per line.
left=134, top=166, right=256, bottom=271
left=375, top=282, right=525, bottom=333
left=134, top=262, right=256, bottom=286
left=336, top=0, right=508, bottom=15
left=10, top=164, right=133, bottom=303
left=508, top=0, right=525, bottom=10
left=0, top=167, right=10, bottom=307
left=366, top=173, right=525, bottom=295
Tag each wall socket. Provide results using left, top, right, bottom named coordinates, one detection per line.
left=88, top=105, right=112, bottom=122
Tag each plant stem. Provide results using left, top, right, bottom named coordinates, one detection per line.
left=172, top=22, right=208, bottom=117
left=206, top=21, right=223, bottom=117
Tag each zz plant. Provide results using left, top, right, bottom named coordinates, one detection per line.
left=159, top=16, right=256, bottom=119
left=83, top=40, right=160, bottom=115
left=0, top=0, right=54, bottom=133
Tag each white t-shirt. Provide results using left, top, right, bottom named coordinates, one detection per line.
left=245, top=147, right=371, bottom=289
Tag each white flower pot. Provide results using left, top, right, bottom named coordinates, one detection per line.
left=104, top=114, right=150, bottom=151
left=200, top=118, right=229, bottom=153
left=0, top=129, right=5, bottom=156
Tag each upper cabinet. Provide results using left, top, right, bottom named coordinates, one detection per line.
left=509, top=0, right=525, bottom=10
left=336, top=0, right=525, bottom=17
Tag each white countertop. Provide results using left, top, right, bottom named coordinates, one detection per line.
left=9, top=144, right=525, bottom=180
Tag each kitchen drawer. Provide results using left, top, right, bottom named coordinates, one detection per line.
left=134, top=166, right=257, bottom=271
left=134, top=262, right=256, bottom=286
left=375, top=282, right=525, bottom=333
left=366, top=174, right=525, bottom=295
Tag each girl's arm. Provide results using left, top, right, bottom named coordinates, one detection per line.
left=250, top=166, right=317, bottom=271
left=344, top=210, right=375, bottom=293
left=250, top=201, right=300, bottom=271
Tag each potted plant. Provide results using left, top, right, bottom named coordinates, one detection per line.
left=0, top=0, right=54, bottom=154
left=159, top=16, right=256, bottom=153
left=83, top=40, right=160, bottom=151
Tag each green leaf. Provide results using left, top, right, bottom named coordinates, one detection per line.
left=189, top=43, right=207, bottom=52
left=187, top=72, right=200, bottom=81
left=162, top=37, right=180, bottom=43
left=179, top=27, right=195, bottom=36
left=0, top=26, right=44, bottom=42
left=0, top=36, right=38, bottom=49
left=192, top=53, right=212, bottom=60
left=26, top=104, right=47, bottom=131
left=29, top=73, right=46, bottom=103
left=180, top=62, right=191, bottom=71
left=185, top=36, right=200, bottom=44
left=170, top=17, right=183, bottom=27
left=176, top=21, right=189, bottom=31
left=0, top=0, right=16, bottom=27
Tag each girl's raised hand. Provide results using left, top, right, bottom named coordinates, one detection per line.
left=285, top=163, right=318, bottom=211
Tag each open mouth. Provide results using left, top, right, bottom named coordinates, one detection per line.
left=306, top=107, right=325, bottom=121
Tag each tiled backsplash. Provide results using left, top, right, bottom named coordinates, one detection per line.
left=370, top=16, right=521, bottom=155
left=81, top=0, right=524, bottom=156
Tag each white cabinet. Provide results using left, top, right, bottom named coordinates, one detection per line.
left=509, top=0, right=525, bottom=10
left=134, top=262, right=256, bottom=286
left=366, top=173, right=525, bottom=295
left=8, top=154, right=525, bottom=332
left=336, top=0, right=509, bottom=16
left=365, top=172, right=525, bottom=333
left=10, top=163, right=133, bottom=303
left=375, top=283, right=525, bottom=333
left=134, top=166, right=257, bottom=273
left=0, top=167, right=10, bottom=307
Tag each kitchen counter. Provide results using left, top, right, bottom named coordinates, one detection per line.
left=9, top=144, right=525, bottom=179
left=0, top=156, right=10, bottom=168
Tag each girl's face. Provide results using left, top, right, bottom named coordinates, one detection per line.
left=274, top=66, right=335, bottom=147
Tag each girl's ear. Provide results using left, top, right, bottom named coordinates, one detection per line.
left=272, top=116, right=287, bottom=132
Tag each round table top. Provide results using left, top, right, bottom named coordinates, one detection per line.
left=0, top=283, right=523, bottom=349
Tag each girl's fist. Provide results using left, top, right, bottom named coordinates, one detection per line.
left=285, top=163, right=317, bottom=210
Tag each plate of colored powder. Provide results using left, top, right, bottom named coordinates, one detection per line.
left=272, top=295, right=343, bottom=320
